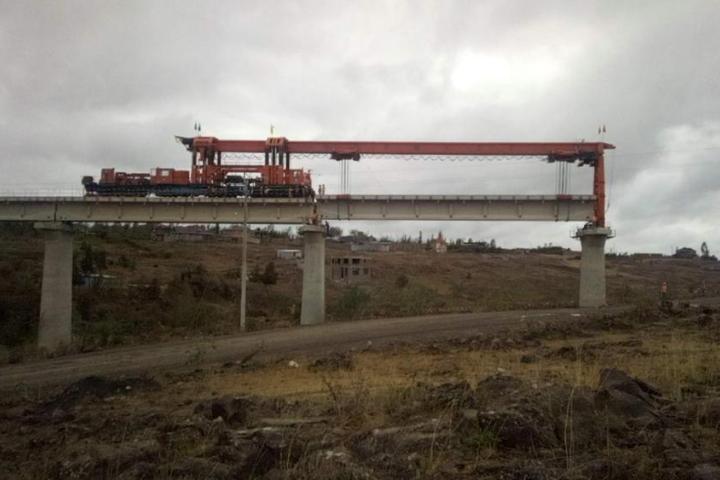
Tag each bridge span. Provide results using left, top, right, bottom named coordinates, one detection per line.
left=0, top=135, right=615, bottom=354
left=0, top=194, right=595, bottom=223
left=0, top=192, right=610, bottom=353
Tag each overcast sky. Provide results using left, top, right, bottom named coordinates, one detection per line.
left=1, top=1, right=718, bottom=253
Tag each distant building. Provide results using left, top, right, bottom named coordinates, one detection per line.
left=331, top=256, right=371, bottom=283
left=630, top=253, right=664, bottom=259
left=221, top=226, right=261, bottom=244
left=674, top=247, right=698, bottom=259
left=158, top=231, right=214, bottom=242
left=152, top=225, right=214, bottom=242
left=351, top=241, right=391, bottom=252
left=79, top=273, right=118, bottom=288
left=434, top=232, right=448, bottom=254
left=277, top=249, right=303, bottom=260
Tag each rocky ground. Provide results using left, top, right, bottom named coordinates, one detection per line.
left=2, top=305, right=720, bottom=479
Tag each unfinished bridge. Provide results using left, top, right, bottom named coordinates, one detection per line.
left=0, top=138, right=615, bottom=352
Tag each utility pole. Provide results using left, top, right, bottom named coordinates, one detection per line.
left=240, top=184, right=249, bottom=331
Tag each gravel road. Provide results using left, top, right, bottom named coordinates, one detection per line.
left=0, top=307, right=629, bottom=389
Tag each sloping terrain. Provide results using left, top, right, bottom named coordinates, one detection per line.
left=2, top=225, right=719, bottom=358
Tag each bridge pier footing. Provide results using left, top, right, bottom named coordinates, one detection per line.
left=300, top=225, right=325, bottom=326
left=574, top=226, right=613, bottom=308
left=35, top=222, right=74, bottom=352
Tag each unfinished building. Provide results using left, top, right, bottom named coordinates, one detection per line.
left=330, top=256, right=371, bottom=284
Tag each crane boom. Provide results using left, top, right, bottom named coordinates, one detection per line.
left=176, top=135, right=614, bottom=227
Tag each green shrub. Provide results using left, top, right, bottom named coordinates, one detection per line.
left=250, top=261, right=278, bottom=285
left=331, top=286, right=371, bottom=320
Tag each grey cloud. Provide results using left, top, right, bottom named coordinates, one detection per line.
left=0, top=0, right=718, bottom=252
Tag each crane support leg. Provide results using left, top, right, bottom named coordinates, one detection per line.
left=593, top=153, right=606, bottom=227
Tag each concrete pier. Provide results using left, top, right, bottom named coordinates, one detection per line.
left=574, top=226, right=613, bottom=308
left=35, top=222, right=74, bottom=352
left=299, top=224, right=326, bottom=326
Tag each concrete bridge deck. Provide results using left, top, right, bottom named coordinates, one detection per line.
left=0, top=194, right=596, bottom=223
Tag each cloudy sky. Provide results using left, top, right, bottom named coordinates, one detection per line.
left=1, top=1, right=718, bottom=253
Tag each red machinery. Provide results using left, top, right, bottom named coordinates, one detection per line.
left=179, top=136, right=613, bottom=226
left=83, top=136, right=315, bottom=198
left=85, top=135, right=614, bottom=226
left=180, top=136, right=311, bottom=188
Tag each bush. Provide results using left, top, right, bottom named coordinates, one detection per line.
left=250, top=262, right=278, bottom=285
left=331, top=287, right=371, bottom=320
left=77, top=240, right=108, bottom=274
left=118, top=254, right=136, bottom=270
left=0, top=261, right=40, bottom=347
left=395, top=273, right=409, bottom=288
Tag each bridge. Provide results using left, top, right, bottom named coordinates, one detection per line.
left=1, top=136, right=615, bottom=354
left=0, top=194, right=596, bottom=223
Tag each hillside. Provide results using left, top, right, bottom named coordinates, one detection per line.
left=1, top=223, right=719, bottom=359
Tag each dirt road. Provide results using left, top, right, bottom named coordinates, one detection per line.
left=0, top=307, right=628, bottom=389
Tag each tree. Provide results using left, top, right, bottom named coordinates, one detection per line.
left=251, top=262, right=278, bottom=285
left=701, top=242, right=710, bottom=258
left=261, top=262, right=278, bottom=285
left=328, top=226, right=343, bottom=238
left=79, top=241, right=95, bottom=274
left=95, top=249, right=107, bottom=271
left=490, top=239, right=496, bottom=249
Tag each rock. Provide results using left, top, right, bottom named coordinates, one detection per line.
left=460, top=408, right=479, bottom=421
left=595, top=368, right=662, bottom=426
left=306, top=448, right=373, bottom=480
left=418, top=381, right=475, bottom=409
left=0, top=345, right=10, bottom=364
left=652, top=428, right=694, bottom=452
left=520, top=354, right=537, bottom=364
left=693, top=464, right=720, bottom=480
left=475, top=409, right=555, bottom=449
left=194, top=395, right=252, bottom=425
left=116, top=461, right=156, bottom=479
left=652, top=429, right=702, bottom=466
left=171, top=457, right=233, bottom=480
left=257, top=417, right=330, bottom=427
left=550, top=387, right=602, bottom=450
left=57, top=440, right=161, bottom=479
left=353, top=419, right=450, bottom=457
left=309, top=352, right=354, bottom=371
left=39, top=375, right=160, bottom=412
left=548, top=345, right=583, bottom=361
left=698, top=398, right=720, bottom=429
left=475, top=373, right=524, bottom=404
left=599, top=368, right=662, bottom=400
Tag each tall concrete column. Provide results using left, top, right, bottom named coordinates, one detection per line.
left=300, top=224, right=325, bottom=325
left=574, top=226, right=613, bottom=308
left=35, top=222, right=74, bottom=352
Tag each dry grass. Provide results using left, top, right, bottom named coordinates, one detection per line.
left=175, top=323, right=718, bottom=412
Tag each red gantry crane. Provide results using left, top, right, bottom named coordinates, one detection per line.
left=83, top=136, right=614, bottom=227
